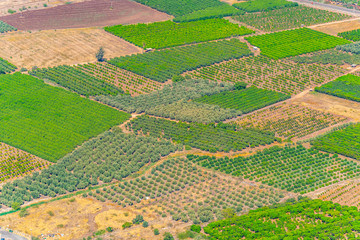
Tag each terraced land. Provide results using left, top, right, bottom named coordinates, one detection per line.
left=235, top=103, right=348, bottom=139
left=0, top=73, right=129, bottom=162
left=184, top=55, right=346, bottom=95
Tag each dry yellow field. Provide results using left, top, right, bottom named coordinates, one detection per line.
left=0, top=27, right=142, bottom=69
left=310, top=18, right=360, bottom=35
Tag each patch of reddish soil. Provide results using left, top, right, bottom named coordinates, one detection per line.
left=0, top=0, right=172, bottom=31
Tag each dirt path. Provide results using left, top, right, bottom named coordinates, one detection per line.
left=118, top=113, right=143, bottom=133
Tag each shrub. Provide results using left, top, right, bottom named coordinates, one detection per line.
left=154, top=228, right=160, bottom=235
left=122, top=222, right=132, bottom=229
left=190, top=224, right=201, bottom=233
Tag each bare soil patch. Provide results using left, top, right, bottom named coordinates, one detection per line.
left=0, top=0, right=172, bottom=31
left=0, top=27, right=142, bottom=69
left=310, top=18, right=360, bottom=35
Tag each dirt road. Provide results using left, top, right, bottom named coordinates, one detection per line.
left=289, top=0, right=360, bottom=16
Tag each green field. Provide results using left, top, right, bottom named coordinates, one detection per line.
left=246, top=28, right=350, bottom=59
left=0, top=73, right=130, bottom=162
left=338, top=29, right=360, bottom=41
left=194, top=86, right=290, bottom=113
left=104, top=19, right=254, bottom=49
left=0, top=58, right=16, bottom=74
left=315, top=74, right=360, bottom=102
left=233, top=0, right=298, bottom=13
left=311, top=123, right=360, bottom=160
left=108, top=39, right=252, bottom=82
left=204, top=198, right=360, bottom=239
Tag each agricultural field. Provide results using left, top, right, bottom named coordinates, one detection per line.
left=127, top=115, right=276, bottom=152
left=235, top=103, right=348, bottom=139
left=0, top=57, right=16, bottom=74
left=0, top=28, right=142, bottom=69
left=317, top=180, right=360, bottom=207
left=232, top=5, right=351, bottom=32
left=184, top=55, right=346, bottom=95
left=338, top=29, right=360, bottom=41
left=246, top=28, right=350, bottom=59
left=75, top=62, right=163, bottom=96
left=194, top=86, right=290, bottom=113
left=104, top=19, right=254, bottom=49
left=311, top=123, right=360, bottom=160
left=0, top=128, right=180, bottom=207
left=204, top=199, right=360, bottom=239
left=337, top=42, right=360, bottom=55
left=288, top=49, right=360, bottom=65
left=0, top=143, right=50, bottom=183
left=0, top=73, right=129, bottom=162
left=108, top=38, right=253, bottom=83
left=188, top=144, right=360, bottom=193
left=0, top=0, right=171, bottom=31
left=311, top=19, right=360, bottom=35
left=0, top=20, right=16, bottom=33
left=133, top=0, right=240, bottom=22
left=315, top=74, right=360, bottom=102
left=233, top=0, right=298, bottom=13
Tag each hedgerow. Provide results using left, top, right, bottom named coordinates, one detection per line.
left=104, top=19, right=254, bottom=49
left=246, top=28, right=350, bottom=59
left=188, top=144, right=360, bottom=193
left=0, top=129, right=181, bottom=207
left=203, top=199, right=360, bottom=239
left=126, top=115, right=276, bottom=152
left=194, top=86, right=290, bottom=113
left=233, top=0, right=298, bottom=13
left=108, top=39, right=253, bottom=82
left=0, top=73, right=129, bottom=162
left=311, top=123, right=360, bottom=160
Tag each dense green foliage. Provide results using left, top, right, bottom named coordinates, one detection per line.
left=185, top=55, right=346, bottom=95
left=246, top=28, right=350, bottom=59
left=30, top=65, right=124, bottom=97
left=0, top=20, right=16, bottom=33
left=0, top=73, right=129, bottom=162
left=108, top=39, right=253, bottom=82
left=104, top=19, right=254, bottom=49
left=336, top=41, right=360, bottom=55
left=338, top=29, right=360, bottom=41
left=233, top=6, right=350, bottom=32
left=0, top=58, right=17, bottom=74
left=132, top=0, right=239, bottom=22
left=236, top=103, right=346, bottom=139
left=0, top=129, right=180, bottom=207
left=311, top=123, right=360, bottom=160
left=315, top=74, right=360, bottom=102
left=194, top=86, right=290, bottom=113
left=127, top=115, right=276, bottom=152
left=188, top=144, right=360, bottom=193
left=289, top=49, right=360, bottom=65
left=96, top=79, right=241, bottom=123
left=204, top=199, right=360, bottom=239
left=233, top=0, right=298, bottom=13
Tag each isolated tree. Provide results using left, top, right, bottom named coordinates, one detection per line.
left=96, top=47, right=105, bottom=62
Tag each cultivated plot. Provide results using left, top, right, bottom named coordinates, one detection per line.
left=317, top=180, right=360, bottom=207
left=0, top=0, right=171, bottom=30
left=0, top=28, right=142, bottom=69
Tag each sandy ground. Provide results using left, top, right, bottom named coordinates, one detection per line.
left=220, top=0, right=245, bottom=4
left=310, top=18, right=360, bottom=35
left=0, top=0, right=86, bottom=16
left=0, top=27, right=142, bottom=69
left=292, top=91, right=360, bottom=122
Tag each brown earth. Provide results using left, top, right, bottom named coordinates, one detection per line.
left=310, top=18, right=360, bottom=35
left=0, top=27, right=142, bottom=69
left=0, top=0, right=172, bottom=31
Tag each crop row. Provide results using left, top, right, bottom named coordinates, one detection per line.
left=0, top=143, right=50, bottom=183
left=311, top=123, right=360, bottom=160
left=288, top=49, right=360, bottom=65
left=235, top=103, right=347, bottom=139
left=246, top=28, right=350, bottom=59
left=318, top=181, right=360, bottom=207
left=105, top=19, right=254, bottom=49
left=187, top=144, right=360, bottom=194
left=0, top=73, right=129, bottom=162
left=194, top=86, right=290, bottom=113
left=0, top=129, right=181, bottom=207
left=232, top=6, right=350, bottom=32
left=0, top=58, right=16, bottom=74
left=204, top=199, right=360, bottom=239
left=233, top=0, right=298, bottom=13
left=184, top=55, right=346, bottom=95
left=338, top=29, right=360, bottom=41
left=88, top=158, right=287, bottom=224
left=30, top=65, right=123, bottom=97
left=75, top=62, right=162, bottom=96
left=108, top=38, right=253, bottom=83
left=126, top=115, right=276, bottom=153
